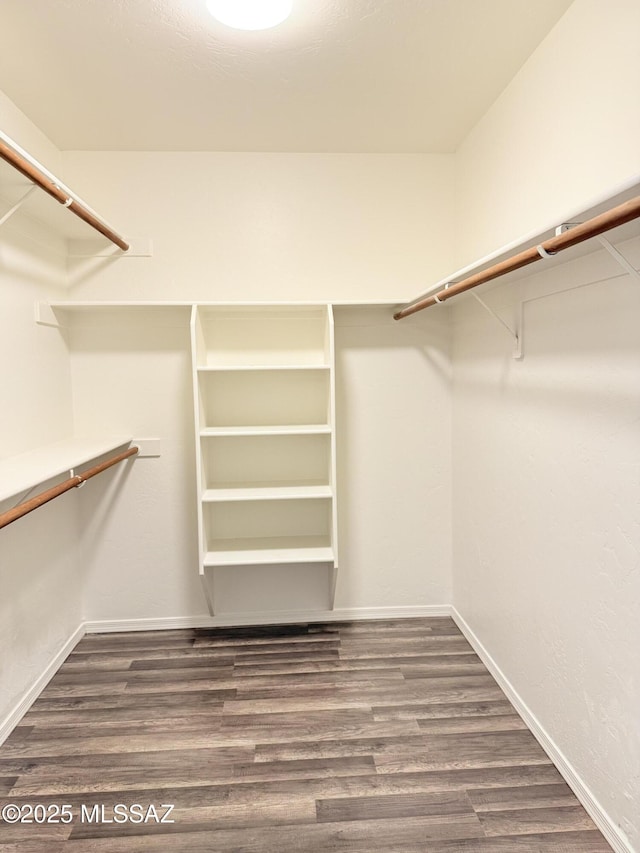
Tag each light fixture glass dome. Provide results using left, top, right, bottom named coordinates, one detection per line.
left=206, top=0, right=293, bottom=31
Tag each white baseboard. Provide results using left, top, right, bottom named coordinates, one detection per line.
left=451, top=607, right=632, bottom=853
left=0, top=622, right=86, bottom=747
left=84, top=604, right=452, bottom=634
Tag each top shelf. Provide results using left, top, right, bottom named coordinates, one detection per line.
left=395, top=178, right=640, bottom=317
left=0, top=435, right=133, bottom=504
left=193, top=305, right=332, bottom=367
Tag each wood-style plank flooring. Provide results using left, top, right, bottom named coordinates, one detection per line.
left=0, top=617, right=612, bottom=851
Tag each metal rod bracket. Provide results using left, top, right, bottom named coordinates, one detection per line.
left=0, top=185, right=38, bottom=227
left=597, top=236, right=640, bottom=284
left=555, top=222, right=582, bottom=236
left=472, top=293, right=523, bottom=359
left=69, top=469, right=85, bottom=488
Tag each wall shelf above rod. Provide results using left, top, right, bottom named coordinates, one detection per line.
left=0, top=130, right=129, bottom=251
left=0, top=443, right=139, bottom=531
left=394, top=180, right=640, bottom=320
left=0, top=436, right=134, bottom=505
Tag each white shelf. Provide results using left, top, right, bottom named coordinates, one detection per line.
left=202, top=484, right=333, bottom=502
left=197, top=365, right=330, bottom=372
left=200, top=425, right=331, bottom=437
left=47, top=300, right=400, bottom=308
left=203, top=537, right=335, bottom=567
left=0, top=435, right=133, bottom=503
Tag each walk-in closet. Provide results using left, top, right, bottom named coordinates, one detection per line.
left=0, top=1, right=638, bottom=850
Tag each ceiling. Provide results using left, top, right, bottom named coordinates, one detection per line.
left=0, top=0, right=573, bottom=153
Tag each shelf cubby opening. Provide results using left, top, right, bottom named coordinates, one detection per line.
left=203, top=498, right=333, bottom=566
left=198, top=369, right=330, bottom=429
left=194, top=305, right=329, bottom=368
left=200, top=432, right=331, bottom=493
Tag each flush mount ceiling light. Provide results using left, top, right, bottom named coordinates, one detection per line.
left=206, top=0, right=293, bottom=31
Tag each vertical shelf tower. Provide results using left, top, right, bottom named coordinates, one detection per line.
left=190, top=304, right=338, bottom=614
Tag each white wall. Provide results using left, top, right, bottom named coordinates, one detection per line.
left=455, top=0, right=640, bottom=267
left=336, top=306, right=452, bottom=610
left=450, top=2, right=640, bottom=845
left=61, top=151, right=455, bottom=302
left=68, top=307, right=204, bottom=621
left=451, top=239, right=640, bottom=850
left=0, top=92, right=82, bottom=737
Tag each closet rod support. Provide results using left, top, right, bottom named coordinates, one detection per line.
left=597, top=236, right=640, bottom=284
left=0, top=185, right=38, bottom=227
left=69, top=469, right=86, bottom=488
left=471, top=293, right=522, bottom=359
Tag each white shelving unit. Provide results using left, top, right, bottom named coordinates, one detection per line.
left=190, top=304, right=338, bottom=613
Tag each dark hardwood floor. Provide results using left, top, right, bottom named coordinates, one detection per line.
left=0, top=617, right=612, bottom=851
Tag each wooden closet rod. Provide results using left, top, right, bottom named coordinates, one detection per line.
left=394, top=195, right=640, bottom=320
left=0, top=137, right=130, bottom=252
left=0, top=446, right=138, bottom=531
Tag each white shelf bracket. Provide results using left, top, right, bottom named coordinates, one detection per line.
left=35, top=303, right=60, bottom=327
left=472, top=293, right=523, bottom=359
left=133, top=438, right=162, bottom=457
left=555, top=221, right=582, bottom=236
left=597, top=236, right=640, bottom=284
left=0, top=185, right=38, bottom=227
left=200, top=573, right=215, bottom=616
left=557, top=222, right=639, bottom=284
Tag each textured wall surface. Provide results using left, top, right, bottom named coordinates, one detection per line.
left=451, top=238, right=640, bottom=850
left=334, top=306, right=452, bottom=610
left=61, top=151, right=456, bottom=303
